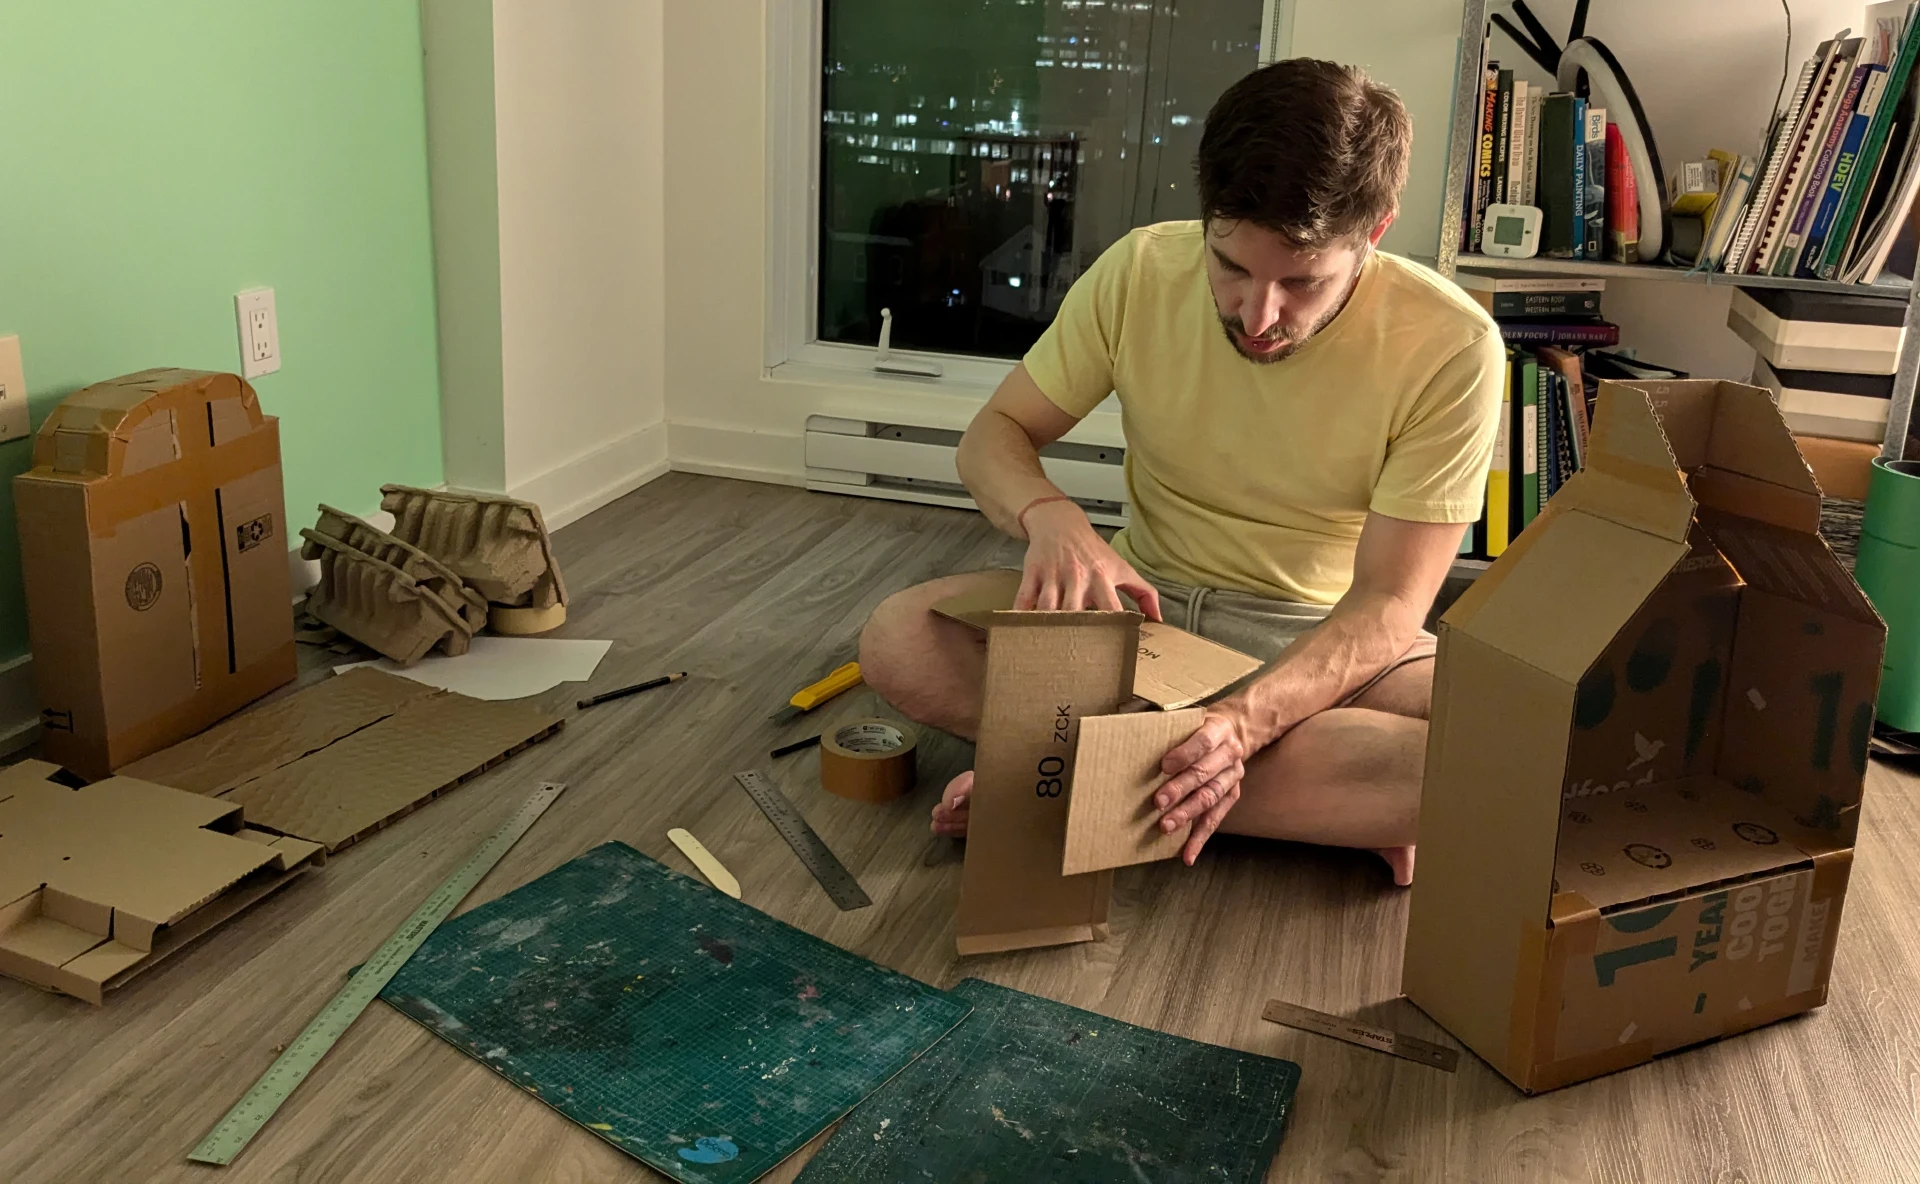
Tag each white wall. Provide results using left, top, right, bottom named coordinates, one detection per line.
left=421, top=0, right=669, bottom=527
left=494, top=0, right=668, bottom=515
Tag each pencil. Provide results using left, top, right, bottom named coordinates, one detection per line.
left=577, top=671, right=687, bottom=710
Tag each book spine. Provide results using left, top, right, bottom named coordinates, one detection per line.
left=1731, top=61, right=1817, bottom=273
left=1473, top=63, right=1498, bottom=251
left=1499, top=322, right=1622, bottom=346
left=1540, top=94, right=1578, bottom=258
left=1779, top=61, right=1869, bottom=276
left=1507, top=80, right=1529, bottom=200
left=1571, top=96, right=1588, bottom=258
left=1522, top=92, right=1544, bottom=205
left=1583, top=107, right=1606, bottom=260
left=1494, top=69, right=1515, bottom=205
left=1755, top=53, right=1844, bottom=274
left=1488, top=360, right=1512, bottom=557
left=1802, top=66, right=1886, bottom=277
left=1604, top=123, right=1638, bottom=262
left=1521, top=358, right=1541, bottom=527
left=1484, top=292, right=1602, bottom=317
left=1823, top=15, right=1920, bottom=278
left=1544, top=368, right=1562, bottom=498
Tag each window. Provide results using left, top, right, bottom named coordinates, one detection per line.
left=810, top=0, right=1271, bottom=364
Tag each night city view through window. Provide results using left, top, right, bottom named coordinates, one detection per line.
left=819, top=0, right=1264, bottom=360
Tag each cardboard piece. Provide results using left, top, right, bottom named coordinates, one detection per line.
left=334, top=636, right=612, bottom=700
left=0, top=759, right=323, bottom=1004
left=379, top=484, right=568, bottom=610
left=1063, top=708, right=1206, bottom=875
left=304, top=504, right=488, bottom=650
left=1794, top=433, right=1879, bottom=502
left=1404, top=379, right=1884, bottom=1094
left=121, top=667, right=563, bottom=853
left=955, top=611, right=1137, bottom=955
left=932, top=571, right=1262, bottom=709
left=14, top=369, right=297, bottom=780
left=299, top=529, right=476, bottom=666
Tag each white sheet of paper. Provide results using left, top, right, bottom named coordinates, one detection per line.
left=335, top=637, right=612, bottom=700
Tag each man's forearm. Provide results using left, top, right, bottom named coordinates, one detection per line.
left=1227, top=590, right=1426, bottom=746
left=956, top=409, right=1070, bottom=537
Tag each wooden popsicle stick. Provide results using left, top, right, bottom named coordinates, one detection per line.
left=667, top=827, right=741, bottom=898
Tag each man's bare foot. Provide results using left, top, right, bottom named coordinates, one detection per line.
left=1373, top=845, right=1415, bottom=887
left=931, top=770, right=971, bottom=838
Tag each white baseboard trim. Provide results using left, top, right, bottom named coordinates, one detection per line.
left=666, top=420, right=804, bottom=487
left=0, top=652, right=40, bottom=759
left=508, top=421, right=671, bottom=530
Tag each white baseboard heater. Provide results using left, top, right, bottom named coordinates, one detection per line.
left=804, top=415, right=1129, bottom=527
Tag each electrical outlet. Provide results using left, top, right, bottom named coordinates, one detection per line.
left=0, top=335, right=30, bottom=444
left=234, top=288, right=281, bottom=379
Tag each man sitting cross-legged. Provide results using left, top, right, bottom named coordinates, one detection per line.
left=858, top=59, right=1503, bottom=886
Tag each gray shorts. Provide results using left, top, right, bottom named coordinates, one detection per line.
left=1140, top=571, right=1438, bottom=706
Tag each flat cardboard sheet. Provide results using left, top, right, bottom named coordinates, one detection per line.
left=335, top=637, right=611, bottom=700
left=121, top=668, right=562, bottom=852
left=1062, top=708, right=1206, bottom=875
left=0, top=759, right=322, bottom=1004
left=932, top=571, right=1260, bottom=709
left=955, top=611, right=1136, bottom=954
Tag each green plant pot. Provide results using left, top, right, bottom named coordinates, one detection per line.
left=1856, top=457, right=1920, bottom=731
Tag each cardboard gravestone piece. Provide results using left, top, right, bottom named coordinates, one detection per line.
left=1404, top=379, right=1884, bottom=1093
left=14, top=369, right=296, bottom=779
left=1063, top=708, right=1206, bottom=875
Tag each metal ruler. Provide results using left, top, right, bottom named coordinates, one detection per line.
left=1261, top=999, right=1460, bottom=1073
left=733, top=770, right=871, bottom=911
left=187, top=782, right=567, bottom=1166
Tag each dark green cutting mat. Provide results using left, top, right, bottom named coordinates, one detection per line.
left=798, top=978, right=1301, bottom=1182
left=379, top=841, right=970, bottom=1183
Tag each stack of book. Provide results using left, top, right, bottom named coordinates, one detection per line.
left=1456, top=39, right=1630, bottom=263
left=1700, top=3, right=1920, bottom=282
left=1455, top=273, right=1618, bottom=559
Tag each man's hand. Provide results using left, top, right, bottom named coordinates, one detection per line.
left=1018, top=500, right=1163, bottom=620
left=1157, top=700, right=1256, bottom=864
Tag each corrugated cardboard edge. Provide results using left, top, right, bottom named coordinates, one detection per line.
left=1063, top=708, right=1206, bottom=875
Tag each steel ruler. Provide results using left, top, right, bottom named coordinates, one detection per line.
left=187, top=782, right=567, bottom=1165
left=1261, top=998, right=1460, bottom=1072
left=733, top=770, right=871, bottom=910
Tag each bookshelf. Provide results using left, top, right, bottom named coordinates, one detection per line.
left=1437, top=0, right=1920, bottom=462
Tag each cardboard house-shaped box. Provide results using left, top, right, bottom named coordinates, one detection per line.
left=1404, top=379, right=1885, bottom=1093
left=15, top=369, right=296, bottom=780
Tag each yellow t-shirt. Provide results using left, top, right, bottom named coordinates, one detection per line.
left=1023, top=221, right=1505, bottom=605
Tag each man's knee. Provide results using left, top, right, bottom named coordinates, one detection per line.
left=858, top=585, right=933, bottom=699
left=858, top=573, right=992, bottom=734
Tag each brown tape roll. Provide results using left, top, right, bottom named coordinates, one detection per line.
left=820, top=718, right=917, bottom=803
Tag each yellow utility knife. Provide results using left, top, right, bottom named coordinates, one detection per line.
left=770, top=661, right=862, bottom=724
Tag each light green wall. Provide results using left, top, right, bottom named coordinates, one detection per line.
left=0, top=0, right=445, bottom=660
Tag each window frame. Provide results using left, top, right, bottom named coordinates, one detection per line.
left=762, top=0, right=1292, bottom=391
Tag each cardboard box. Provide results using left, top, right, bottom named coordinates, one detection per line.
left=122, top=667, right=563, bottom=853
left=1793, top=433, right=1880, bottom=502
left=1405, top=378, right=1884, bottom=1093
left=15, top=369, right=296, bottom=780
left=0, top=759, right=323, bottom=1004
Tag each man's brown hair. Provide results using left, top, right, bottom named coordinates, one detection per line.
left=1195, top=58, right=1412, bottom=247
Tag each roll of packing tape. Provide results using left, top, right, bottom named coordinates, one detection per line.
left=819, top=718, right=917, bottom=803
left=490, top=602, right=567, bottom=635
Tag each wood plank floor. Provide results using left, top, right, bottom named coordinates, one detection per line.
left=4, top=471, right=1918, bottom=1184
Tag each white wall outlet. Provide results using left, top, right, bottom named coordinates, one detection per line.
left=234, top=288, right=281, bottom=379
left=0, top=335, right=30, bottom=444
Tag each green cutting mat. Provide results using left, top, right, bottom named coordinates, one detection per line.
left=379, top=841, right=970, bottom=1183
left=798, top=978, right=1300, bottom=1182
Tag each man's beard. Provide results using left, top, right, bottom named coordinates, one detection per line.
left=1216, top=247, right=1369, bottom=365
